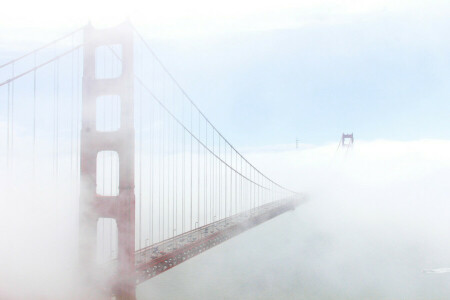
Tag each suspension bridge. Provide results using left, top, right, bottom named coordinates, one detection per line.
left=0, top=22, right=302, bottom=299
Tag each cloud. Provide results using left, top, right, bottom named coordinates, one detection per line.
left=138, top=139, right=450, bottom=299
left=0, top=177, right=79, bottom=299
left=2, top=132, right=449, bottom=299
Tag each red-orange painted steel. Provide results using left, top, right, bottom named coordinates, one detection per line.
left=134, top=198, right=301, bottom=284
left=80, top=22, right=136, bottom=300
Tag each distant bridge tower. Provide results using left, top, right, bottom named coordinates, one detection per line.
left=79, top=22, right=136, bottom=300
left=341, top=133, right=354, bottom=148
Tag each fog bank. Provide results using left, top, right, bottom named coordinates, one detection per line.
left=1, top=139, right=449, bottom=299
left=138, top=139, right=450, bottom=299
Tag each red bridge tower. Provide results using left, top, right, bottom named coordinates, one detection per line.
left=79, top=22, right=136, bottom=300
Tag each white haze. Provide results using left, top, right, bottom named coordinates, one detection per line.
left=0, top=179, right=79, bottom=299
left=1, top=139, right=449, bottom=299
left=136, top=139, right=450, bottom=299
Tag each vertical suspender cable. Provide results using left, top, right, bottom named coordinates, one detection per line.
left=33, top=54, right=37, bottom=179
left=139, top=44, right=143, bottom=250
left=225, top=143, right=227, bottom=219
left=149, top=97, right=154, bottom=245
left=218, top=137, right=221, bottom=220
left=110, top=54, right=115, bottom=257
left=56, top=58, right=59, bottom=182
left=190, top=104, right=193, bottom=231
left=11, top=63, right=14, bottom=173
left=182, top=98, right=185, bottom=235
left=158, top=102, right=162, bottom=242
left=204, top=118, right=207, bottom=225
left=212, top=130, right=214, bottom=223
left=76, top=46, right=80, bottom=190
left=70, top=35, right=74, bottom=179
left=162, top=81, right=165, bottom=241
left=181, top=112, right=186, bottom=233
left=172, top=85, right=176, bottom=240
left=166, top=94, right=170, bottom=240
left=197, top=112, right=200, bottom=227
left=174, top=100, right=177, bottom=242
left=240, top=154, right=243, bottom=213
left=230, top=147, right=232, bottom=216
left=6, top=79, right=10, bottom=173
left=150, top=55, right=155, bottom=245
left=235, top=151, right=237, bottom=215
left=53, top=58, right=56, bottom=179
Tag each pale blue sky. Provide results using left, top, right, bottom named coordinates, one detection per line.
left=145, top=6, right=450, bottom=147
left=1, top=0, right=449, bottom=148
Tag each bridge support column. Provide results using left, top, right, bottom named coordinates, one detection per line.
left=80, top=22, right=136, bottom=300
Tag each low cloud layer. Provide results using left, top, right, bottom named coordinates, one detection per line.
left=1, top=139, right=449, bottom=299
left=137, top=139, right=450, bottom=299
left=0, top=177, right=79, bottom=299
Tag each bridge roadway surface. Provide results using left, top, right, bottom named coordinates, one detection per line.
left=135, top=197, right=302, bottom=283
left=102, top=197, right=303, bottom=291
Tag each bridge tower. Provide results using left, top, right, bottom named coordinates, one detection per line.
left=341, top=133, right=354, bottom=148
left=79, top=22, right=136, bottom=300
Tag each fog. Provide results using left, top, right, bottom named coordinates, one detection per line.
left=2, top=86, right=447, bottom=298
left=0, top=179, right=79, bottom=299
left=137, top=139, right=450, bottom=299
left=1, top=136, right=449, bottom=299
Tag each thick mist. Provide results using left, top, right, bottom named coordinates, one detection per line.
left=0, top=179, right=79, bottom=299
left=1, top=139, right=449, bottom=299
left=137, top=139, right=450, bottom=299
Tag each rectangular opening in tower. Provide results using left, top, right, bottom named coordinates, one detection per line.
left=96, top=217, right=118, bottom=263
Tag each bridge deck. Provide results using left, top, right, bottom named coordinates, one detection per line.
left=133, top=198, right=302, bottom=284
left=101, top=198, right=302, bottom=295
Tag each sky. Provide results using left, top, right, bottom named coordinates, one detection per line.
left=1, top=0, right=449, bottom=148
